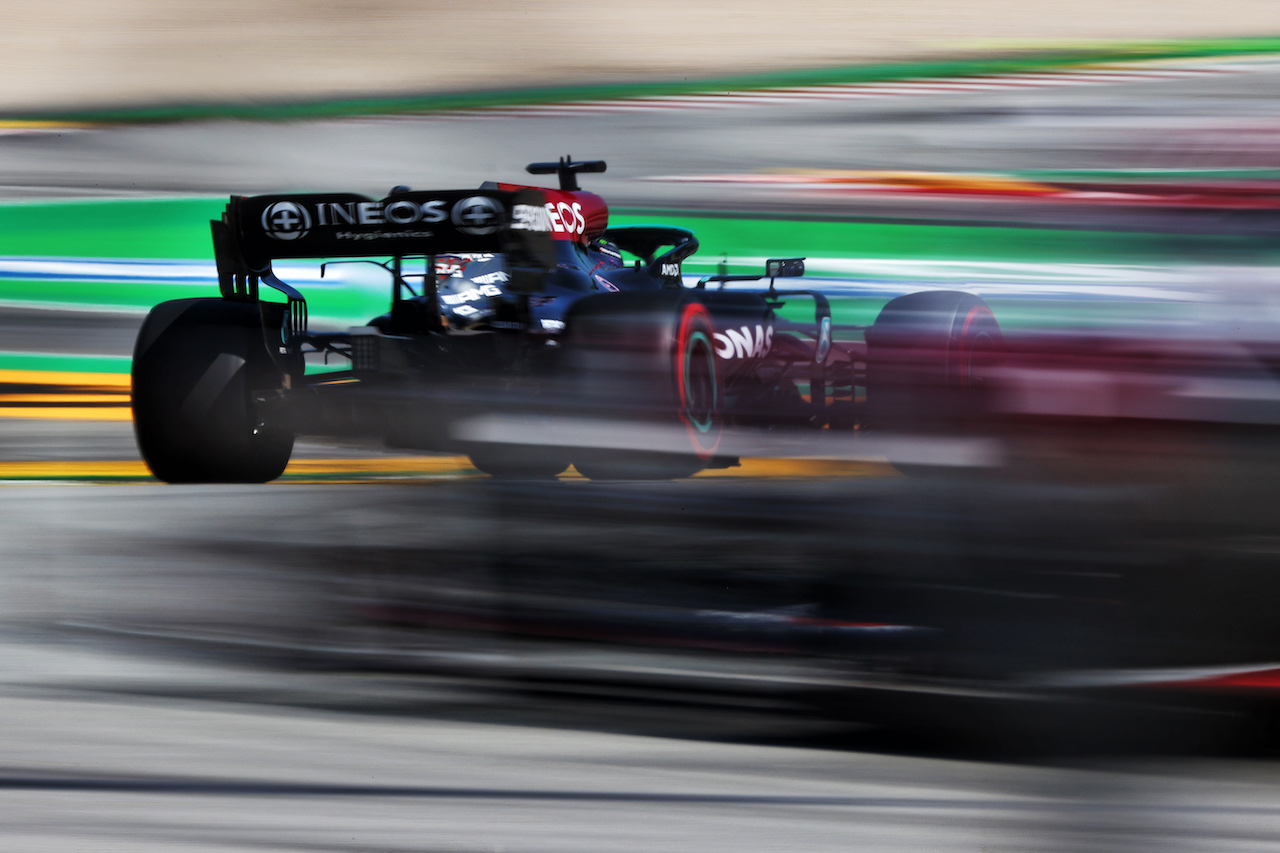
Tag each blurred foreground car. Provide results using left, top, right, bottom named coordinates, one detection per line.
left=131, top=157, right=1002, bottom=482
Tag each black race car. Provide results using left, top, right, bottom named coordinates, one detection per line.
left=132, top=157, right=1002, bottom=482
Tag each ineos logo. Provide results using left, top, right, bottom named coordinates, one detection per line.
left=451, top=196, right=504, bottom=236
left=262, top=201, right=311, bottom=241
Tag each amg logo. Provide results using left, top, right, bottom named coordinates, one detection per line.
left=714, top=324, right=773, bottom=360
left=440, top=284, right=503, bottom=305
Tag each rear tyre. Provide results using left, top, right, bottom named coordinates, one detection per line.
left=132, top=298, right=296, bottom=483
left=567, top=293, right=724, bottom=481
left=865, top=290, right=1002, bottom=434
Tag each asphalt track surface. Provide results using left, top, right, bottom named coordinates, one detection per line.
left=7, top=647, right=1280, bottom=853
left=7, top=476, right=1280, bottom=851
left=4, top=60, right=1280, bottom=850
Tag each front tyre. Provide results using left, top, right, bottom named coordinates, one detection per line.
left=132, top=298, right=296, bottom=483
left=467, top=445, right=572, bottom=480
left=567, top=294, right=724, bottom=481
left=865, top=290, right=1002, bottom=433
left=673, top=302, right=723, bottom=458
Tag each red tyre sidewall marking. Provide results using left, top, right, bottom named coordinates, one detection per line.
left=956, top=304, right=994, bottom=389
left=675, top=303, right=720, bottom=459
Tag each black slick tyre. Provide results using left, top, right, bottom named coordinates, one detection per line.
left=865, top=290, right=1002, bottom=434
left=132, top=298, right=297, bottom=483
left=467, top=445, right=572, bottom=480
left=566, top=292, right=724, bottom=481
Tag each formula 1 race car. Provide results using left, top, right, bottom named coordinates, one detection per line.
left=132, top=158, right=1002, bottom=482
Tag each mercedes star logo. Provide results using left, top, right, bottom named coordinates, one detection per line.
left=451, top=196, right=504, bottom=236
left=262, top=201, right=311, bottom=241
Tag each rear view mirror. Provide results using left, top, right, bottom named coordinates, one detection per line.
left=766, top=258, right=804, bottom=278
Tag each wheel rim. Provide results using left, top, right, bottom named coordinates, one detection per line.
left=683, top=331, right=716, bottom=433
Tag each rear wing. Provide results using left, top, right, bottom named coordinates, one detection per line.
left=211, top=188, right=557, bottom=303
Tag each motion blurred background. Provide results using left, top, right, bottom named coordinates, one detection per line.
left=3, top=3, right=1280, bottom=851
left=5, top=0, right=1280, bottom=110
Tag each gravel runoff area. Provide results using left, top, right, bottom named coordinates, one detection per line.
left=3, top=1, right=1279, bottom=112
